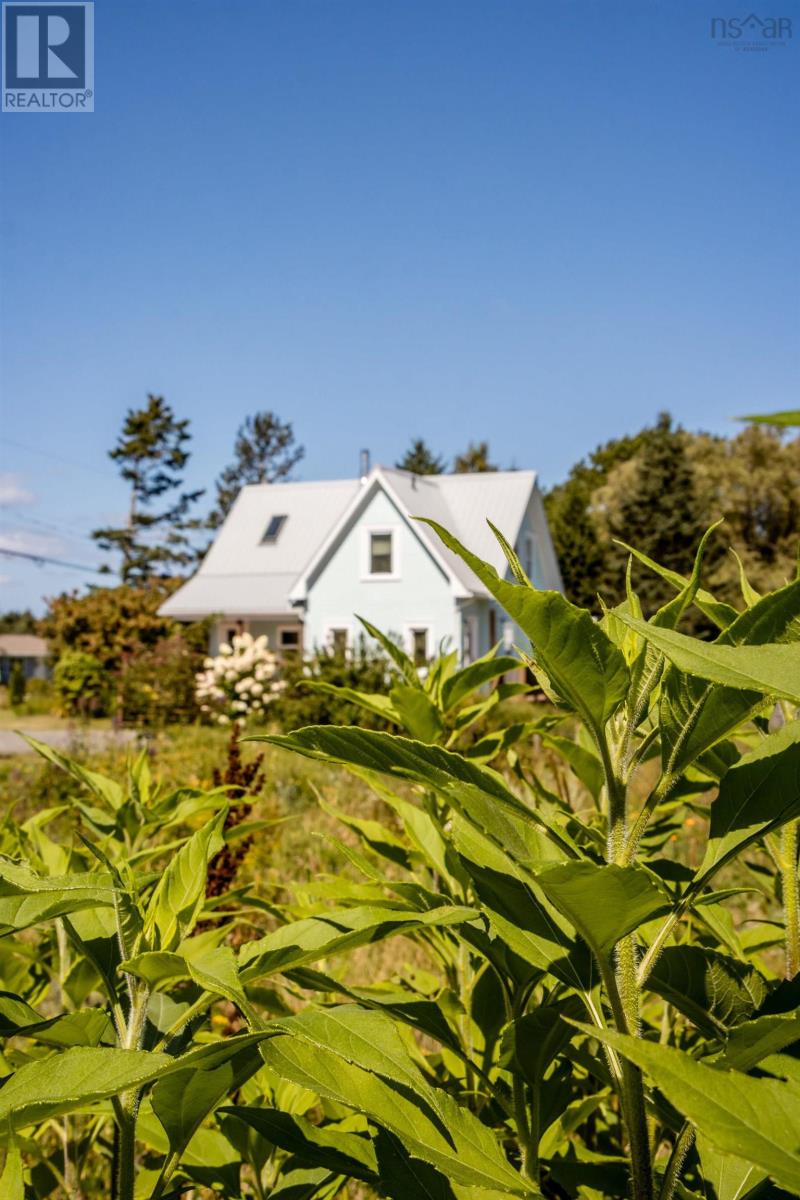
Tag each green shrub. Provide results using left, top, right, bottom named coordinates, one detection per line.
left=53, top=649, right=108, bottom=716
left=7, top=658, right=26, bottom=707
left=120, top=633, right=199, bottom=727
left=270, top=635, right=393, bottom=729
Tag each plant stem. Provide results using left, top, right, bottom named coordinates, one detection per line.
left=781, top=818, right=800, bottom=978
left=598, top=958, right=653, bottom=1200
left=513, top=1073, right=537, bottom=1182
left=116, top=1104, right=138, bottom=1200
left=115, top=981, right=149, bottom=1200
left=657, top=1122, right=695, bottom=1200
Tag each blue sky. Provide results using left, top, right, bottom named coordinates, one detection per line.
left=1, top=0, right=797, bottom=611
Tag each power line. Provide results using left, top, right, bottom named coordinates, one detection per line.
left=3, top=436, right=116, bottom=480
left=0, top=546, right=106, bottom=574
left=0, top=511, right=97, bottom=546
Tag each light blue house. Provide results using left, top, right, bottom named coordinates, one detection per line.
left=160, top=465, right=563, bottom=665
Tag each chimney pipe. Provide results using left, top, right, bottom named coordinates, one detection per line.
left=359, top=449, right=370, bottom=481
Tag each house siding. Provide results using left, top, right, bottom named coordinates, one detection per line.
left=304, top=487, right=460, bottom=658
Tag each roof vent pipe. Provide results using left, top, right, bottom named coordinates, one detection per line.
left=359, top=449, right=370, bottom=482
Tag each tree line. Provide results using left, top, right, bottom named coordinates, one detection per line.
left=4, top=394, right=798, bottom=618
left=88, top=395, right=506, bottom=584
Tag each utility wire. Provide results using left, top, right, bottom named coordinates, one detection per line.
left=3, top=436, right=116, bottom=480
left=0, top=546, right=106, bottom=574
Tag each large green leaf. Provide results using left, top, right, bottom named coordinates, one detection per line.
left=613, top=545, right=738, bottom=631
left=418, top=520, right=630, bottom=734
left=580, top=1025, right=800, bottom=1194
left=221, top=1108, right=379, bottom=1182
left=259, top=1007, right=532, bottom=1195
left=0, top=864, right=116, bottom=934
left=441, top=655, right=521, bottom=713
left=305, top=681, right=400, bottom=724
left=698, top=722, right=800, bottom=881
left=534, top=862, right=668, bottom=959
left=500, top=998, right=584, bottom=1088
left=239, top=904, right=477, bottom=982
left=22, top=736, right=124, bottom=811
left=716, top=1013, right=800, bottom=1071
left=648, top=946, right=768, bottom=1036
left=143, top=808, right=227, bottom=950
left=618, top=616, right=800, bottom=702
left=357, top=615, right=420, bottom=687
left=0, top=1047, right=171, bottom=1134
left=255, top=726, right=578, bottom=858
left=738, top=409, right=800, bottom=427
left=121, top=942, right=249, bottom=1010
left=694, top=1132, right=767, bottom=1200
left=656, top=579, right=800, bottom=774
left=389, top=685, right=444, bottom=743
left=152, top=1046, right=262, bottom=1166
left=0, top=996, right=113, bottom=1048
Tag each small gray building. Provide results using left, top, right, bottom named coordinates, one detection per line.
left=0, top=634, right=50, bottom=684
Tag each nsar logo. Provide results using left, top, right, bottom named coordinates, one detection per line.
left=710, top=13, right=792, bottom=50
left=3, top=2, right=93, bottom=112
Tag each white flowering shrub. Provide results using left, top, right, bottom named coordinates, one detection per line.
left=195, top=632, right=283, bottom=725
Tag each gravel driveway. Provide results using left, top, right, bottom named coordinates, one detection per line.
left=0, top=728, right=138, bottom=756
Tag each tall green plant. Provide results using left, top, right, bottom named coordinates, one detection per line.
left=2, top=522, right=800, bottom=1200
left=249, top=522, right=800, bottom=1200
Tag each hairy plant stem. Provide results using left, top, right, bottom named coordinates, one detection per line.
left=598, top=737, right=653, bottom=1200
left=657, top=1122, right=695, bottom=1200
left=598, top=958, right=653, bottom=1200
left=781, top=819, right=800, bottom=978
left=116, top=982, right=149, bottom=1200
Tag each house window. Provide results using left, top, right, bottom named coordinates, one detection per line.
left=330, top=628, right=349, bottom=657
left=521, top=533, right=537, bottom=581
left=369, top=531, right=393, bottom=575
left=261, top=514, right=287, bottom=544
left=462, top=615, right=478, bottom=664
left=489, top=608, right=497, bottom=646
left=409, top=627, right=429, bottom=668
left=278, top=627, right=301, bottom=657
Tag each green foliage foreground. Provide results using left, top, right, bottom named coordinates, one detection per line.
left=1, top=518, right=800, bottom=1200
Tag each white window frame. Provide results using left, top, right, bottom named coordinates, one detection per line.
left=277, top=625, right=302, bottom=653
left=404, top=623, right=433, bottom=668
left=322, top=622, right=355, bottom=657
left=521, top=532, right=537, bottom=581
left=362, top=524, right=401, bottom=581
left=461, top=614, right=479, bottom=665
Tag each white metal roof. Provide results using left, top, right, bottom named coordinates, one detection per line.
left=159, top=468, right=539, bottom=619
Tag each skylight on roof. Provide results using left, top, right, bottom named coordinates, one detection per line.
left=261, top=514, right=287, bottom=544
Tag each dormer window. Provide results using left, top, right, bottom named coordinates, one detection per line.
left=262, top=514, right=287, bottom=544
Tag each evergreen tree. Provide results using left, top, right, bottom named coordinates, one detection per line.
left=453, top=441, right=498, bottom=473
left=603, top=413, right=712, bottom=612
left=544, top=429, right=646, bottom=609
left=545, top=477, right=605, bottom=610
left=396, top=438, right=446, bottom=475
left=210, top=412, right=304, bottom=528
left=92, top=395, right=204, bottom=583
